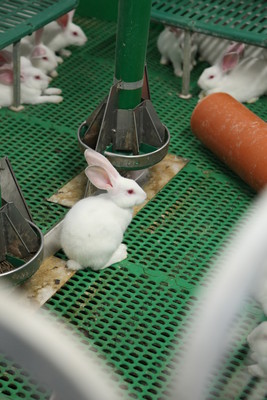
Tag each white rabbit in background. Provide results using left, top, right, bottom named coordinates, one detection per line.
left=0, top=49, right=33, bottom=71
left=4, top=30, right=60, bottom=78
left=157, top=26, right=197, bottom=77
left=26, top=28, right=61, bottom=77
left=196, top=34, right=267, bottom=65
left=157, top=26, right=181, bottom=66
left=0, top=64, right=62, bottom=107
left=60, top=147, right=146, bottom=271
left=42, top=10, right=87, bottom=57
left=197, top=42, right=267, bottom=103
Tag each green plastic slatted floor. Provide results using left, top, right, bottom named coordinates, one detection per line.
left=0, top=0, right=78, bottom=49
left=0, top=16, right=267, bottom=400
left=151, top=0, right=267, bottom=46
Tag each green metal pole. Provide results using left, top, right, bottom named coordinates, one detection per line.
left=114, top=0, right=152, bottom=110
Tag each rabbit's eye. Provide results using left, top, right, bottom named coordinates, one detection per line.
left=208, top=75, right=215, bottom=79
left=127, top=189, right=134, bottom=195
left=35, top=75, right=41, bottom=80
left=42, top=56, right=48, bottom=61
left=72, top=31, right=78, bottom=36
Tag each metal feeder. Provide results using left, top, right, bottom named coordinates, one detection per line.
left=78, top=0, right=170, bottom=172
left=0, top=157, right=44, bottom=285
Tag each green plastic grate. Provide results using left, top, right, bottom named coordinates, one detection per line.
left=45, top=270, right=264, bottom=400
left=151, top=0, right=267, bottom=46
left=0, top=0, right=79, bottom=49
left=0, top=15, right=267, bottom=400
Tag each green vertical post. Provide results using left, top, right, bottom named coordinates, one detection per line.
left=114, top=0, right=152, bottom=110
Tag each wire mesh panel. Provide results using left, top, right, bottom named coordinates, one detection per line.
left=151, top=0, right=267, bottom=46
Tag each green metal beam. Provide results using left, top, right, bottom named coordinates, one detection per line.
left=114, top=0, right=152, bottom=109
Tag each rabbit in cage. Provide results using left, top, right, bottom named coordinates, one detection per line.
left=157, top=26, right=198, bottom=77
left=197, top=42, right=267, bottom=103
left=41, top=10, right=87, bottom=58
left=196, top=34, right=267, bottom=65
left=0, top=60, right=62, bottom=107
left=60, top=148, right=147, bottom=271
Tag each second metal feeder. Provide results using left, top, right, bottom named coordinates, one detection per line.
left=78, top=0, right=170, bottom=171
left=0, top=157, right=44, bottom=285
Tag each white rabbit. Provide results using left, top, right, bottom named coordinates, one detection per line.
left=196, top=34, right=267, bottom=65
left=0, top=50, right=32, bottom=71
left=157, top=26, right=181, bottom=66
left=252, top=262, right=267, bottom=315
left=60, top=148, right=147, bottom=271
left=157, top=26, right=197, bottom=77
left=0, top=64, right=62, bottom=107
left=27, top=29, right=61, bottom=77
left=196, top=34, right=231, bottom=65
left=247, top=321, right=267, bottom=378
left=5, top=31, right=60, bottom=77
left=197, top=42, right=267, bottom=103
left=42, top=10, right=87, bottom=57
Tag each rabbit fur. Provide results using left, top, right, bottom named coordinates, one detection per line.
left=157, top=26, right=197, bottom=77
left=0, top=63, right=62, bottom=107
left=247, top=321, right=267, bottom=378
left=60, top=148, right=146, bottom=271
left=42, top=10, right=87, bottom=57
left=252, top=260, right=267, bottom=316
left=5, top=32, right=60, bottom=77
left=197, top=42, right=267, bottom=103
left=196, top=34, right=267, bottom=65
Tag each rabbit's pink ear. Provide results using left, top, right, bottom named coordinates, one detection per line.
left=34, top=28, right=44, bottom=45
left=85, top=166, right=113, bottom=190
left=84, top=148, right=119, bottom=179
left=0, top=69, right=13, bottom=85
left=221, top=42, right=245, bottom=72
left=68, top=9, right=75, bottom=21
left=57, top=13, right=69, bottom=29
left=221, top=52, right=240, bottom=72
left=169, top=27, right=183, bottom=38
left=0, top=50, right=12, bottom=66
left=227, top=42, right=245, bottom=56
left=31, top=45, right=46, bottom=59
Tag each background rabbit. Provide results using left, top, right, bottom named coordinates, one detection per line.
left=42, top=10, right=87, bottom=57
left=196, top=34, right=267, bottom=65
left=157, top=26, right=182, bottom=66
left=0, top=64, right=62, bottom=107
left=25, top=29, right=61, bottom=77
left=157, top=26, right=197, bottom=77
left=60, top=148, right=146, bottom=271
left=5, top=30, right=60, bottom=77
left=247, top=321, right=267, bottom=378
left=0, top=49, right=33, bottom=71
left=197, top=42, right=267, bottom=103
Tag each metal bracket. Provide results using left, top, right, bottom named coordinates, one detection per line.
left=0, top=203, right=39, bottom=263
left=0, top=157, right=33, bottom=221
left=9, top=41, right=24, bottom=111
left=179, top=30, right=193, bottom=99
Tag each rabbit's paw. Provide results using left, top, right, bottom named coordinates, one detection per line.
left=248, top=364, right=266, bottom=378
left=59, top=49, right=72, bottom=57
left=101, top=244, right=128, bottom=270
left=160, top=56, right=169, bottom=65
left=66, top=259, right=82, bottom=270
left=117, top=243, right=128, bottom=260
left=50, top=70, right=58, bottom=78
left=246, top=97, right=258, bottom=104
